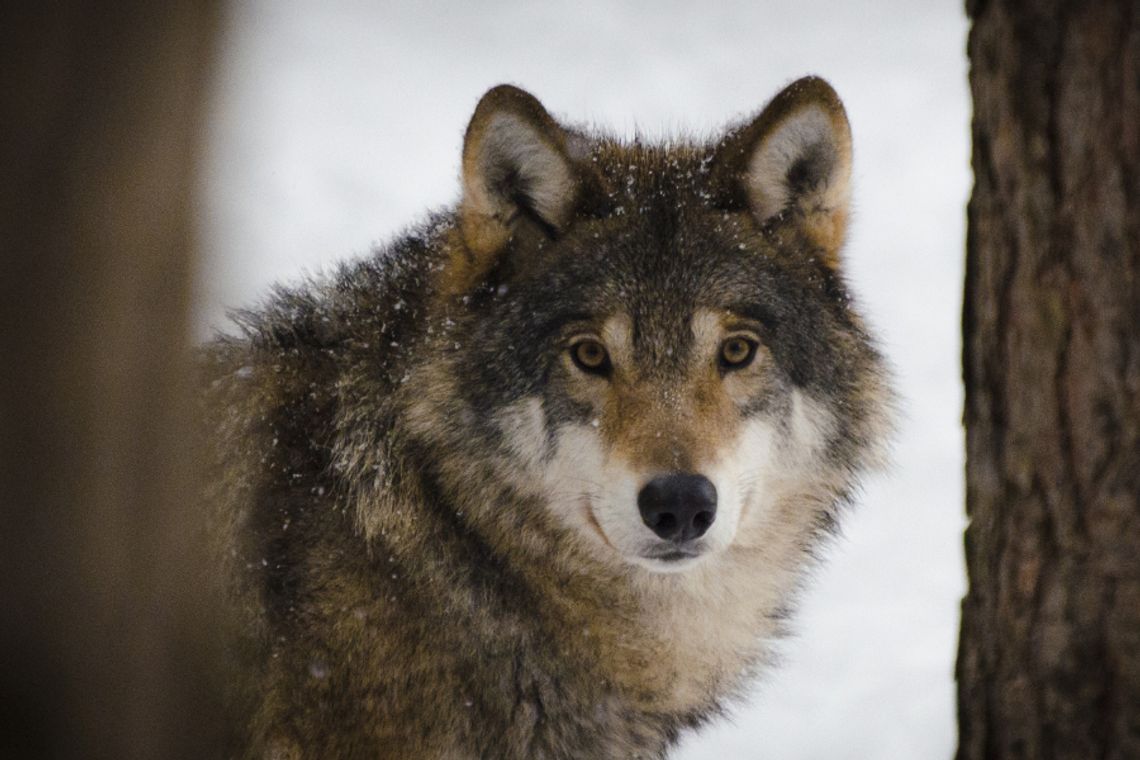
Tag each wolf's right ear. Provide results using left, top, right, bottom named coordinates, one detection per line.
left=710, top=76, right=853, bottom=268
left=449, top=85, right=598, bottom=293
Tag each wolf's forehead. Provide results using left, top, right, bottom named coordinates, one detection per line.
left=593, top=141, right=711, bottom=197
left=600, top=308, right=726, bottom=367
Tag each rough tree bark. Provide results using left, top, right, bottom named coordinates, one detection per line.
left=0, top=4, right=224, bottom=758
left=958, top=1, right=1140, bottom=759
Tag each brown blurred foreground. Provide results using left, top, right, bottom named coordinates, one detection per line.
left=1, top=4, right=225, bottom=757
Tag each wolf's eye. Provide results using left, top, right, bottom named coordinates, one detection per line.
left=719, top=336, right=758, bottom=370
left=570, top=339, right=611, bottom=376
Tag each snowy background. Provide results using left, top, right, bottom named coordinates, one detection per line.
left=197, top=2, right=970, bottom=757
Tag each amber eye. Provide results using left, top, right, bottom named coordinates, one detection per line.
left=570, top=339, right=611, bottom=375
left=719, top=335, right=758, bottom=370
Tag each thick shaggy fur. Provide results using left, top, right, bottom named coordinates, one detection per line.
left=204, top=77, right=892, bottom=759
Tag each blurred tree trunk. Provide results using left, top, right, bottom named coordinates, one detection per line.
left=958, top=1, right=1140, bottom=759
left=0, top=3, right=224, bottom=758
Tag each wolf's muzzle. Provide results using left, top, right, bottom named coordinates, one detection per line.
left=637, top=473, right=717, bottom=543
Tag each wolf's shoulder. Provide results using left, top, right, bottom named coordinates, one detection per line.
left=203, top=212, right=455, bottom=380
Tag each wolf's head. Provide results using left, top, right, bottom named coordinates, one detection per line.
left=398, top=78, right=890, bottom=576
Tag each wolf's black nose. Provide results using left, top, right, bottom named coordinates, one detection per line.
left=637, top=473, right=717, bottom=542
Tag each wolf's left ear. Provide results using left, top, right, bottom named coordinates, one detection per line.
left=711, top=76, right=852, bottom=267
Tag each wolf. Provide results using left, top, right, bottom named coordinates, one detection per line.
left=204, top=76, right=892, bottom=759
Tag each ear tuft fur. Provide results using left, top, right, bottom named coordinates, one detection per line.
left=712, top=76, right=852, bottom=267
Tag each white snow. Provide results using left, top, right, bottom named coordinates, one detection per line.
left=198, top=1, right=970, bottom=757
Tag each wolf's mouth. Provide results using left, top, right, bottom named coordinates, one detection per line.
left=583, top=504, right=617, bottom=550
left=633, top=544, right=707, bottom=572
left=643, top=546, right=702, bottom=562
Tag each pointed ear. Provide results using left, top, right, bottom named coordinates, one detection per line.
left=458, top=85, right=587, bottom=263
left=711, top=76, right=852, bottom=267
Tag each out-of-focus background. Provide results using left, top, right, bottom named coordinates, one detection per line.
left=198, top=2, right=969, bottom=757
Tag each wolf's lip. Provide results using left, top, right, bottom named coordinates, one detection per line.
left=583, top=504, right=617, bottom=550
left=643, top=547, right=701, bottom=562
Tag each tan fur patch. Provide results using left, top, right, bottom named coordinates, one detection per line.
left=598, top=309, right=764, bottom=476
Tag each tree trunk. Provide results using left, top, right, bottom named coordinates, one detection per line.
left=958, top=1, right=1140, bottom=759
left=0, top=4, right=224, bottom=758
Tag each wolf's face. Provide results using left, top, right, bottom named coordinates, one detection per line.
left=544, top=305, right=785, bottom=571
left=523, top=312, right=830, bottom=573
left=427, top=79, right=886, bottom=574
left=480, top=201, right=852, bottom=573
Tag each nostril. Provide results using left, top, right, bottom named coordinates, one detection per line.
left=692, top=510, right=714, bottom=534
